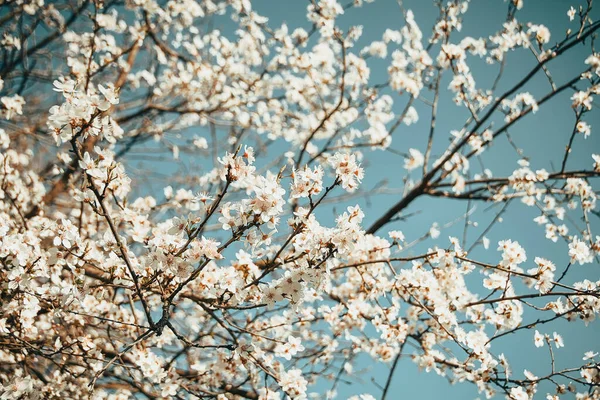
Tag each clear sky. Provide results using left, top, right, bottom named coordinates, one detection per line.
left=125, top=0, right=600, bottom=398
left=246, top=1, right=599, bottom=398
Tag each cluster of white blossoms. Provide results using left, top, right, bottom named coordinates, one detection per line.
left=387, top=10, right=432, bottom=97
left=404, top=148, right=425, bottom=171
left=290, top=165, right=324, bottom=198
left=0, top=0, right=599, bottom=399
left=49, top=79, right=122, bottom=144
left=502, top=92, right=539, bottom=122
left=327, top=152, right=364, bottom=192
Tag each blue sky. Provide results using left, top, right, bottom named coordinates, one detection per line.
left=122, top=1, right=600, bottom=398
left=246, top=1, right=600, bottom=398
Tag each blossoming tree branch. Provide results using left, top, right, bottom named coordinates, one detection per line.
left=0, top=0, right=599, bottom=399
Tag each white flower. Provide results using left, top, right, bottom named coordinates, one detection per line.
left=404, top=106, right=419, bottom=125
left=569, top=236, right=593, bottom=265
left=53, top=78, right=76, bottom=93
left=0, top=128, right=10, bottom=149
left=279, top=368, right=308, bottom=399
left=1, top=95, right=25, bottom=120
left=218, top=146, right=256, bottom=182
left=275, top=336, right=305, bottom=360
left=168, top=217, right=188, bottom=235
left=593, top=154, right=600, bottom=172
left=328, top=152, right=364, bottom=192
left=523, top=369, right=538, bottom=381
left=482, top=236, right=490, bottom=249
left=534, top=330, right=544, bottom=348
left=502, top=92, right=538, bottom=122
left=193, top=136, right=208, bottom=149
left=291, top=166, right=324, bottom=198
left=78, top=152, right=95, bottom=171
left=404, top=148, right=424, bottom=171
left=188, top=236, right=222, bottom=260
left=133, top=349, right=167, bottom=383
left=572, top=91, right=593, bottom=110
left=429, top=223, right=440, bottom=239
left=98, top=84, right=119, bottom=105
left=529, top=24, right=550, bottom=45
left=362, top=41, right=387, bottom=58
left=576, top=121, right=591, bottom=138
left=552, top=332, right=564, bottom=348
left=288, top=336, right=305, bottom=354
left=509, top=386, right=529, bottom=400
left=389, top=230, right=405, bottom=242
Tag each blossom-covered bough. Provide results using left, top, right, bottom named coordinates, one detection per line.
left=0, top=0, right=599, bottom=399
